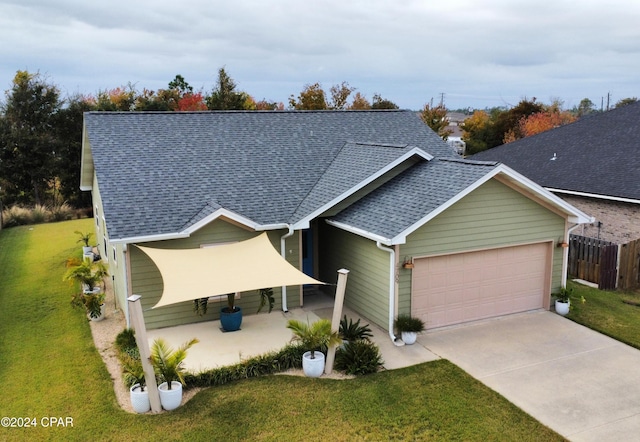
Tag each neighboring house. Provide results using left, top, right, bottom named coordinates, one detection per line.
left=81, top=110, right=590, bottom=335
left=471, top=102, right=640, bottom=244
left=445, top=112, right=467, bottom=155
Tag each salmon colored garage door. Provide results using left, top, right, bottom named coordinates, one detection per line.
left=412, top=242, right=551, bottom=329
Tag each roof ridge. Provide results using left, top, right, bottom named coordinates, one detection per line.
left=438, top=157, right=499, bottom=166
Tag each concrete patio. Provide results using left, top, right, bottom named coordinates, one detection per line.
left=145, top=290, right=439, bottom=374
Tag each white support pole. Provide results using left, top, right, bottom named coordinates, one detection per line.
left=128, top=295, right=161, bottom=413
left=325, top=269, right=349, bottom=375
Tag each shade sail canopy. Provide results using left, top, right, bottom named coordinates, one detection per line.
left=136, top=233, right=324, bottom=309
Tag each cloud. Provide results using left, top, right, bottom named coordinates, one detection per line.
left=1, top=0, right=639, bottom=109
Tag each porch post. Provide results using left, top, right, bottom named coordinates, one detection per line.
left=325, top=269, right=349, bottom=375
left=128, top=295, right=161, bottom=413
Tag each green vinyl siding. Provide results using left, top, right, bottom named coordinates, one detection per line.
left=318, top=221, right=390, bottom=330
left=129, top=220, right=300, bottom=330
left=398, top=179, right=566, bottom=314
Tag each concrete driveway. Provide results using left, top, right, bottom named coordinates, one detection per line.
left=421, top=310, right=640, bottom=441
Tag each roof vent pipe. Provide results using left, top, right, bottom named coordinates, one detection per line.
left=280, top=225, right=295, bottom=312
left=376, top=241, right=404, bottom=346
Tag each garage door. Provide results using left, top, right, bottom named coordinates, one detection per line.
left=412, top=242, right=550, bottom=329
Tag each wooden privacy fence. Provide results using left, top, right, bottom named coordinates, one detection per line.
left=568, top=235, right=640, bottom=290
left=619, top=238, right=640, bottom=290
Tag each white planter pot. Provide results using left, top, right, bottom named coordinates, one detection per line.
left=89, top=304, right=106, bottom=321
left=555, top=299, right=570, bottom=316
left=158, top=381, right=183, bottom=410
left=83, top=246, right=93, bottom=255
left=130, top=384, right=150, bottom=413
left=401, top=331, right=418, bottom=345
left=302, top=351, right=325, bottom=378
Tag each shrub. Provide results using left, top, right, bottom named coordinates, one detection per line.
left=31, top=204, right=48, bottom=223
left=2, top=205, right=32, bottom=227
left=394, top=314, right=425, bottom=333
left=335, top=340, right=384, bottom=375
left=339, top=315, right=373, bottom=342
left=115, top=328, right=138, bottom=354
left=49, top=202, right=74, bottom=222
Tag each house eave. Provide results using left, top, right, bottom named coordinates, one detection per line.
left=325, top=219, right=393, bottom=246
left=546, top=188, right=640, bottom=205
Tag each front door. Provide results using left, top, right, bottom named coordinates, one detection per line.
left=302, top=228, right=314, bottom=277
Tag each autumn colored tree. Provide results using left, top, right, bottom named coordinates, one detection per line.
left=177, top=92, right=207, bottom=111
left=289, top=83, right=328, bottom=110
left=255, top=99, right=285, bottom=110
left=329, top=81, right=355, bottom=110
left=95, top=85, right=137, bottom=111
left=134, top=88, right=180, bottom=111
left=420, top=102, right=453, bottom=140
left=461, top=110, right=493, bottom=154
left=503, top=103, right=576, bottom=143
left=348, top=92, right=371, bottom=110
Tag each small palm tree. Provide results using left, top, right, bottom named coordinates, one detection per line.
left=150, top=338, right=199, bottom=390
left=286, top=318, right=342, bottom=359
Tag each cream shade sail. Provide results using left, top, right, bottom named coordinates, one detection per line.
left=135, top=233, right=324, bottom=309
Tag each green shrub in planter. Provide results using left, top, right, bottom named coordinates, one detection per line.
left=335, top=341, right=384, bottom=375
left=394, top=314, right=425, bottom=333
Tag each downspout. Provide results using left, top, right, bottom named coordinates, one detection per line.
left=280, top=225, right=294, bottom=312
left=562, top=224, right=581, bottom=287
left=122, top=244, right=131, bottom=328
left=377, top=241, right=402, bottom=345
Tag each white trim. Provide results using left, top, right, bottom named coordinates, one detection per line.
left=389, top=164, right=594, bottom=244
left=328, top=164, right=594, bottom=246
left=183, top=208, right=260, bottom=234
left=109, top=209, right=289, bottom=245
left=545, top=188, right=640, bottom=205
left=325, top=219, right=392, bottom=245
left=292, top=148, right=432, bottom=230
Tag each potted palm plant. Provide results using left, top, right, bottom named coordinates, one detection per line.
left=121, top=352, right=150, bottom=413
left=286, top=318, right=342, bottom=378
left=75, top=230, right=93, bottom=255
left=150, top=337, right=199, bottom=411
left=394, top=314, right=425, bottom=345
left=64, top=257, right=109, bottom=320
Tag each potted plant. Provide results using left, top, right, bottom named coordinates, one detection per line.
left=286, top=318, right=342, bottom=378
left=554, top=286, right=572, bottom=316
left=75, top=230, right=93, bottom=255
left=394, top=314, right=425, bottom=345
left=220, top=293, right=242, bottom=332
left=121, top=352, right=150, bottom=413
left=150, top=337, right=199, bottom=411
left=64, top=257, right=109, bottom=320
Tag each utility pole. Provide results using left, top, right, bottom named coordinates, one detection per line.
left=439, top=92, right=445, bottom=108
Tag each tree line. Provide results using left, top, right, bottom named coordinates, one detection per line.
left=1, top=66, right=636, bottom=210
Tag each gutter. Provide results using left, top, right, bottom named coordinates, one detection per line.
left=280, top=225, right=295, bottom=312
left=376, top=241, right=403, bottom=345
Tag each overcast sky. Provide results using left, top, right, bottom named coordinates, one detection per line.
left=1, top=0, right=638, bottom=110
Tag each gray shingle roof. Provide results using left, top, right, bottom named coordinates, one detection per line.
left=471, top=102, right=640, bottom=201
left=85, top=110, right=456, bottom=240
left=330, top=158, right=499, bottom=240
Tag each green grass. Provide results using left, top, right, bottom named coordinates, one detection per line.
left=566, top=280, right=640, bottom=349
left=0, top=220, right=564, bottom=441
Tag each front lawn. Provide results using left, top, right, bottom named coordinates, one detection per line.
left=565, top=280, right=640, bottom=349
left=0, top=220, right=564, bottom=441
